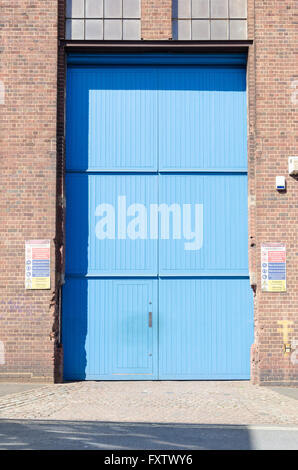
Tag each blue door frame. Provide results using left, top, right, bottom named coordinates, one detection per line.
left=63, top=53, right=253, bottom=381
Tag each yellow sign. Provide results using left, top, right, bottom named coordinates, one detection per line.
left=277, top=320, right=294, bottom=356
left=277, top=320, right=294, bottom=343
left=268, top=280, right=286, bottom=292
left=31, top=277, right=51, bottom=290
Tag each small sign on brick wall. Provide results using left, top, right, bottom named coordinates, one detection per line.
left=25, top=240, right=50, bottom=290
left=261, top=243, right=286, bottom=292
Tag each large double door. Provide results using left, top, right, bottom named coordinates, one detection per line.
left=63, top=55, right=253, bottom=380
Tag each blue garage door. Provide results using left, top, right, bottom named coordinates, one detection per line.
left=63, top=54, right=253, bottom=380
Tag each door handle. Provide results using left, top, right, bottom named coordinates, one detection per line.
left=149, top=311, right=152, bottom=328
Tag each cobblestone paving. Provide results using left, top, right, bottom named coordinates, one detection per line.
left=0, top=381, right=298, bottom=425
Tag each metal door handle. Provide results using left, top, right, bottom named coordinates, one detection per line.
left=149, top=311, right=152, bottom=328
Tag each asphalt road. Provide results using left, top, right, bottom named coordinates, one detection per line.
left=0, top=420, right=298, bottom=450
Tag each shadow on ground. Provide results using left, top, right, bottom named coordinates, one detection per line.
left=1, top=419, right=298, bottom=450
left=269, top=387, right=298, bottom=401
left=0, top=420, right=259, bottom=450
left=0, top=384, right=46, bottom=398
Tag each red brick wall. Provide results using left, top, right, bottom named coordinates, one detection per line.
left=141, top=0, right=172, bottom=40
left=249, top=0, right=298, bottom=384
left=1, top=0, right=297, bottom=385
left=0, top=1, right=58, bottom=382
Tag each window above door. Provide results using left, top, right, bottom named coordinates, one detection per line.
left=172, top=0, right=247, bottom=40
left=66, top=0, right=141, bottom=40
left=65, top=0, right=247, bottom=41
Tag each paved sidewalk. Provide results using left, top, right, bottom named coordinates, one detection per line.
left=0, top=381, right=298, bottom=426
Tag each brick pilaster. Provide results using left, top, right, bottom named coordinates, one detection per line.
left=141, top=0, right=172, bottom=40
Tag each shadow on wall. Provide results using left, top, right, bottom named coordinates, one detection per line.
left=0, top=420, right=253, bottom=450
left=62, top=175, right=88, bottom=380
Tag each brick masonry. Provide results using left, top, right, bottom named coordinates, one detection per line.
left=141, top=0, right=172, bottom=39
left=0, top=1, right=297, bottom=384
left=0, top=1, right=59, bottom=382
left=248, top=0, right=298, bottom=385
